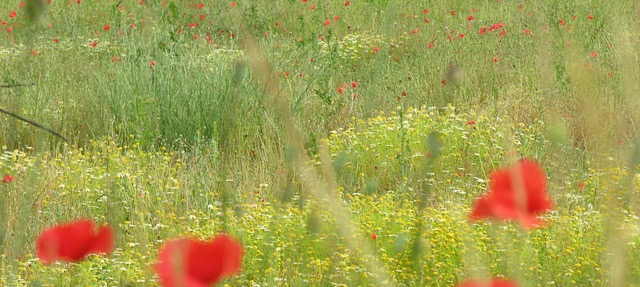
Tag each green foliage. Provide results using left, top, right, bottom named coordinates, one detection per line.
left=322, top=106, right=547, bottom=200
left=0, top=0, right=639, bottom=286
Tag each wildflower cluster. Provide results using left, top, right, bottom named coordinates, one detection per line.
left=319, top=32, right=385, bottom=61
left=321, top=105, right=547, bottom=198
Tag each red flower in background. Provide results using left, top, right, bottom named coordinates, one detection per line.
left=155, top=235, right=243, bottom=287
left=36, top=219, right=114, bottom=264
left=2, top=174, right=13, bottom=183
left=457, top=278, right=519, bottom=287
left=469, top=159, right=553, bottom=229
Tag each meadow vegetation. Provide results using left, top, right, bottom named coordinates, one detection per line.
left=1, top=0, right=640, bottom=286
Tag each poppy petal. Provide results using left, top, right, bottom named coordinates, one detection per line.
left=89, top=225, right=115, bottom=255
left=155, top=235, right=243, bottom=287
left=469, top=196, right=492, bottom=220
left=36, top=219, right=114, bottom=264
left=468, top=159, right=553, bottom=229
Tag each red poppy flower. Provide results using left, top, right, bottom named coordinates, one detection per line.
left=469, top=159, right=553, bottom=229
left=467, top=15, right=474, bottom=21
left=371, top=233, right=377, bottom=240
left=9, top=11, right=16, bottom=18
left=36, top=219, right=114, bottom=264
left=155, top=235, right=243, bottom=287
left=2, top=174, right=13, bottom=183
left=457, top=278, right=519, bottom=287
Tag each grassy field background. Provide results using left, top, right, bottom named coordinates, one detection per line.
left=1, top=0, right=640, bottom=286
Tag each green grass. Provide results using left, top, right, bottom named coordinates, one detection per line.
left=1, top=0, right=640, bottom=286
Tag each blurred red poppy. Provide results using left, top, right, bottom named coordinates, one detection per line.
left=457, top=278, right=519, bottom=287
left=36, top=219, right=114, bottom=264
left=469, top=159, right=553, bottom=229
left=155, top=234, right=243, bottom=287
left=2, top=174, right=13, bottom=183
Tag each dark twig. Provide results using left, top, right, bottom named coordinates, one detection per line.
left=0, top=107, right=68, bottom=142
left=0, top=83, right=35, bottom=88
